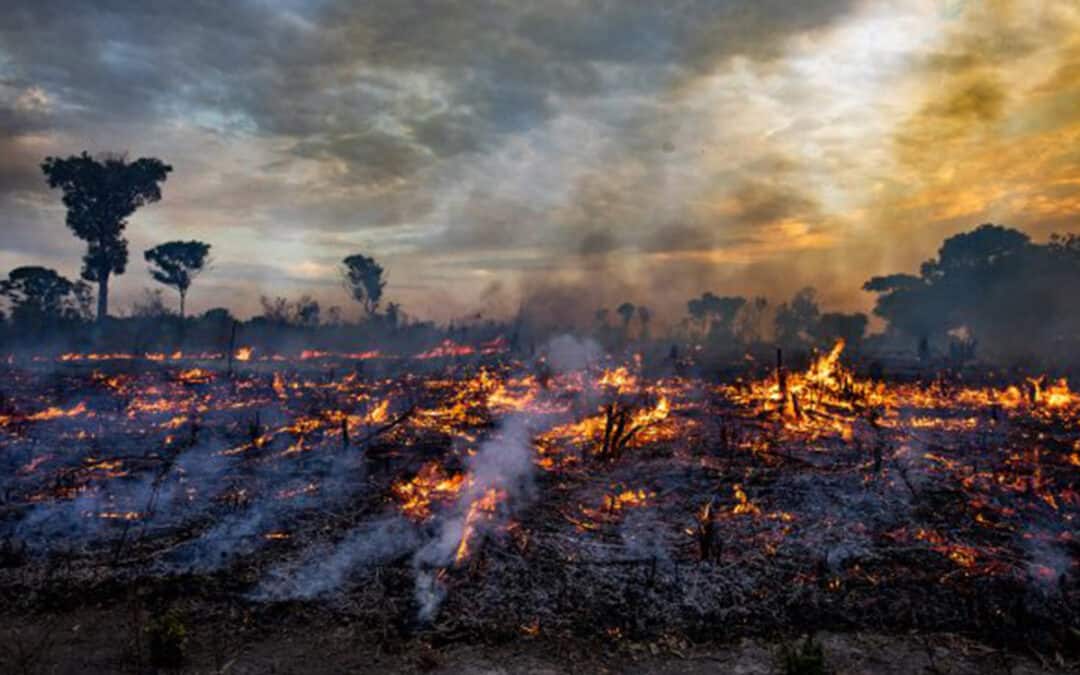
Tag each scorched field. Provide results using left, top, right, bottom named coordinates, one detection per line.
left=0, top=340, right=1077, bottom=669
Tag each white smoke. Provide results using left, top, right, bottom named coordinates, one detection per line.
left=412, top=413, right=537, bottom=621
left=254, top=517, right=420, bottom=601
left=544, top=334, right=603, bottom=373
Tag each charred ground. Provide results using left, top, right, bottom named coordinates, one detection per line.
left=0, top=338, right=1077, bottom=672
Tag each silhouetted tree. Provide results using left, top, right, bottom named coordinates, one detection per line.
left=201, top=307, right=234, bottom=324
left=686, top=293, right=713, bottom=332
left=687, top=292, right=745, bottom=340
left=130, top=288, right=171, bottom=318
left=294, top=295, right=321, bottom=327
left=342, top=254, right=385, bottom=317
left=325, top=306, right=343, bottom=326
left=258, top=294, right=320, bottom=327
left=144, top=240, right=211, bottom=317
left=259, top=295, right=291, bottom=324
left=637, top=306, right=651, bottom=340
left=41, top=152, right=172, bottom=320
left=861, top=273, right=935, bottom=348
left=0, top=266, right=91, bottom=327
left=815, top=312, right=867, bottom=348
left=616, top=302, right=636, bottom=333
left=774, top=287, right=820, bottom=347
left=385, top=301, right=402, bottom=328
left=864, top=224, right=1080, bottom=358
left=734, top=297, right=769, bottom=344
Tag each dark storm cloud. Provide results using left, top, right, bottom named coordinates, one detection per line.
left=2, top=0, right=859, bottom=188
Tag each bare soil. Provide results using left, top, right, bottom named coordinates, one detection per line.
left=1, top=605, right=1076, bottom=674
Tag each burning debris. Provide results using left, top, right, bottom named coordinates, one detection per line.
left=0, top=339, right=1077, bottom=653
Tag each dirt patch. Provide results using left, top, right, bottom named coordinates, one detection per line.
left=0, top=605, right=1073, bottom=674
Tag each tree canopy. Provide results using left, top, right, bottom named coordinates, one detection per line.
left=342, top=254, right=386, bottom=317
left=41, top=152, right=172, bottom=320
left=144, top=240, right=211, bottom=317
left=0, top=266, right=91, bottom=327
left=687, top=292, right=746, bottom=339
left=774, top=287, right=820, bottom=347
left=863, top=224, right=1080, bottom=358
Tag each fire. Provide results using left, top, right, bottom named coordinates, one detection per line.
left=416, top=339, right=476, bottom=360
left=393, top=462, right=467, bottom=520
left=598, top=366, right=637, bottom=392
left=1035, top=377, right=1076, bottom=408
left=454, top=487, right=506, bottom=565
left=606, top=488, right=649, bottom=510
left=631, top=395, right=670, bottom=429
left=805, top=338, right=846, bottom=386
left=365, top=399, right=390, bottom=425
left=272, top=372, right=287, bottom=399
left=731, top=484, right=760, bottom=516
left=176, top=368, right=214, bottom=384
left=27, top=401, right=88, bottom=422
left=92, top=511, right=142, bottom=521
left=5, top=337, right=1080, bottom=637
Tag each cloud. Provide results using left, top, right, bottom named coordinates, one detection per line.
left=13, top=0, right=1077, bottom=323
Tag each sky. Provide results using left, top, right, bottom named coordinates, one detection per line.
left=1, top=0, right=1079, bottom=323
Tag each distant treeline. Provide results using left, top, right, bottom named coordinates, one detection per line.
left=3, top=153, right=1079, bottom=366
left=3, top=223, right=1079, bottom=369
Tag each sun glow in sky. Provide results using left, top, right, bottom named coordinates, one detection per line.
left=1, top=0, right=1078, bottom=323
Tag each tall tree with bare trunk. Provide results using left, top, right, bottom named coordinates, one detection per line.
left=41, top=152, right=172, bottom=321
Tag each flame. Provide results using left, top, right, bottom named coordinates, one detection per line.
left=365, top=399, right=390, bottom=425
left=416, top=339, right=476, bottom=360
left=176, top=368, right=214, bottom=384
left=598, top=366, right=638, bottom=392
left=454, top=487, right=505, bottom=565
left=8, top=337, right=1080, bottom=612
left=731, top=483, right=760, bottom=516
left=27, top=401, right=88, bottom=422
left=393, top=462, right=467, bottom=520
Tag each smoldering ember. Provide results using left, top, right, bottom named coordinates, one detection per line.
left=2, top=3, right=1080, bottom=674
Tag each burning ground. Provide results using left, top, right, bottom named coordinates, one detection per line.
left=0, top=339, right=1078, bottom=667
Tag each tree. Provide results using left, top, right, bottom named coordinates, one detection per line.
left=144, top=240, right=211, bottom=317
left=41, top=152, right=173, bottom=320
left=863, top=223, right=1080, bottom=359
left=688, top=292, right=746, bottom=340
left=734, top=297, right=769, bottom=344
left=385, top=301, right=402, bottom=328
left=0, top=266, right=91, bottom=327
left=257, top=295, right=320, bottom=327
left=259, top=295, right=292, bottom=324
left=774, top=287, right=820, bottom=347
left=616, top=302, right=636, bottom=333
left=637, top=306, right=652, bottom=340
left=201, top=307, right=234, bottom=324
left=342, top=254, right=385, bottom=317
left=130, top=288, right=172, bottom=318
left=815, top=312, right=868, bottom=348
left=293, top=295, right=321, bottom=327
